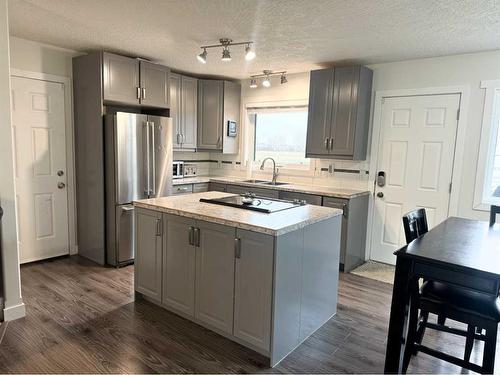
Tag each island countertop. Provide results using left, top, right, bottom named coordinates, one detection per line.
left=133, top=191, right=342, bottom=236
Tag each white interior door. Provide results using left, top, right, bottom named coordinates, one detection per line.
left=370, top=94, right=460, bottom=265
left=11, top=76, right=69, bottom=264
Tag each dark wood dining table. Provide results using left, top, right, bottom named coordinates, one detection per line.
left=384, top=217, right=500, bottom=373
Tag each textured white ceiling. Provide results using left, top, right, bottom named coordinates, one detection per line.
left=7, top=0, right=500, bottom=79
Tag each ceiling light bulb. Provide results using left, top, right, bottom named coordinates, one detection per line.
left=250, top=78, right=258, bottom=88
left=197, top=49, right=207, bottom=64
left=245, top=44, right=256, bottom=61
left=221, top=47, right=231, bottom=61
left=262, top=76, right=271, bottom=88
left=280, top=73, right=288, bottom=84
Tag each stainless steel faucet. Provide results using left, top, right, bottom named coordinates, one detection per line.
left=260, top=157, right=279, bottom=184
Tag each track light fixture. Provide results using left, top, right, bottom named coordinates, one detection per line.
left=197, top=48, right=207, bottom=64
left=249, top=70, right=288, bottom=88
left=197, top=38, right=255, bottom=63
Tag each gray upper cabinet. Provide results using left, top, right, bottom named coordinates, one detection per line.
left=198, top=79, right=224, bottom=150
left=306, top=68, right=334, bottom=156
left=139, top=60, right=170, bottom=109
left=181, top=75, right=198, bottom=149
left=170, top=73, right=182, bottom=148
left=103, top=52, right=140, bottom=106
left=102, top=52, right=170, bottom=108
left=198, top=80, right=241, bottom=153
left=171, top=73, right=197, bottom=150
left=306, top=66, right=373, bottom=160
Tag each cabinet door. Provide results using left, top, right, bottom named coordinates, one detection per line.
left=306, top=68, right=334, bottom=157
left=163, top=215, right=196, bottom=316
left=135, top=208, right=162, bottom=302
left=181, top=76, right=198, bottom=149
left=330, top=66, right=358, bottom=157
left=209, top=182, right=227, bottom=192
left=103, top=52, right=140, bottom=105
left=195, top=221, right=235, bottom=334
left=140, top=61, right=170, bottom=109
left=234, top=229, right=273, bottom=351
left=193, top=183, right=209, bottom=193
left=197, top=80, right=223, bottom=150
left=170, top=73, right=182, bottom=148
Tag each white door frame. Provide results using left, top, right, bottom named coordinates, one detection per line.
left=366, top=85, right=470, bottom=261
left=10, top=68, right=78, bottom=256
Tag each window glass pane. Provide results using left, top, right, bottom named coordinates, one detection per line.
left=489, top=115, right=500, bottom=199
left=254, top=111, right=310, bottom=167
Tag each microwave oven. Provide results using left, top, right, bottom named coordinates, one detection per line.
left=173, top=161, right=184, bottom=179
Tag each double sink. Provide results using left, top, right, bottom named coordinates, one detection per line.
left=242, top=179, right=290, bottom=186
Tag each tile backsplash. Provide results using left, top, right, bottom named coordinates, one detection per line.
left=173, top=151, right=372, bottom=191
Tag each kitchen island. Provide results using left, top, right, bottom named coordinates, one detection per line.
left=133, top=191, right=342, bottom=366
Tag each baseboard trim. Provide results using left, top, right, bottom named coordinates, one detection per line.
left=3, top=302, right=26, bottom=321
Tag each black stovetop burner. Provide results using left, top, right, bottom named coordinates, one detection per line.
left=199, top=194, right=304, bottom=214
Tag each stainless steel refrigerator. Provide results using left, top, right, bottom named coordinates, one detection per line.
left=105, top=112, right=173, bottom=266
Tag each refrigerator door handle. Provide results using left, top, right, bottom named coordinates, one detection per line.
left=150, top=121, right=156, bottom=197
left=144, top=121, right=150, bottom=196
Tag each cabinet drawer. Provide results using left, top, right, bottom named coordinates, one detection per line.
left=193, top=183, right=209, bottom=193
left=172, top=184, right=193, bottom=195
left=279, top=191, right=322, bottom=205
left=209, top=182, right=227, bottom=192
left=226, top=185, right=279, bottom=199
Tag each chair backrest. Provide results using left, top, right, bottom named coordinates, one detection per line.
left=402, top=208, right=429, bottom=244
left=490, top=205, right=500, bottom=226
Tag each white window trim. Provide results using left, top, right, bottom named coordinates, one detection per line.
left=473, top=79, right=500, bottom=210
left=244, top=100, right=315, bottom=176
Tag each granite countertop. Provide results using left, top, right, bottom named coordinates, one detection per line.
left=134, top=191, right=342, bottom=236
left=172, top=176, right=370, bottom=199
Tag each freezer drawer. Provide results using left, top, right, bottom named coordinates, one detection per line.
left=116, top=204, right=135, bottom=264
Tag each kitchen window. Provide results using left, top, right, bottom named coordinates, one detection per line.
left=250, top=108, right=310, bottom=169
left=475, top=81, right=500, bottom=208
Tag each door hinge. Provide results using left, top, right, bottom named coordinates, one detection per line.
left=456, top=109, right=460, bottom=121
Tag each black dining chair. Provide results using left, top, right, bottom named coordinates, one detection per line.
left=490, top=205, right=500, bottom=226
left=402, top=208, right=500, bottom=374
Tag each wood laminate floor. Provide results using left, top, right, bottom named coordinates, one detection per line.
left=0, top=255, right=498, bottom=373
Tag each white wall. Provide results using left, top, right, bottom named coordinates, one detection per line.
left=232, top=51, right=500, bottom=221
left=0, top=0, right=24, bottom=321
left=369, top=51, right=500, bottom=221
left=9, top=36, right=79, bottom=77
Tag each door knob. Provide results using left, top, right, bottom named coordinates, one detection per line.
left=376, top=192, right=384, bottom=198
left=58, top=182, right=66, bottom=189
left=57, top=170, right=64, bottom=176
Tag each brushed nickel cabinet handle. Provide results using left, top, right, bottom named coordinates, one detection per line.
left=188, top=226, right=194, bottom=245
left=156, top=218, right=162, bottom=236
left=329, top=137, right=334, bottom=150
left=234, top=238, right=241, bottom=258
left=141, top=87, right=146, bottom=100
left=136, top=87, right=141, bottom=99
left=324, top=137, right=329, bottom=150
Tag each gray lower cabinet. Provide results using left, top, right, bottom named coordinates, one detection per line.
left=234, top=229, right=274, bottom=351
left=162, top=215, right=196, bottom=316
left=322, top=195, right=369, bottom=272
left=171, top=73, right=197, bottom=149
left=135, top=208, right=162, bottom=302
left=306, top=66, right=373, bottom=160
left=135, top=207, right=341, bottom=366
left=195, top=221, right=235, bottom=334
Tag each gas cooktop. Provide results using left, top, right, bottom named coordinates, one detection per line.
left=199, top=194, right=304, bottom=213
